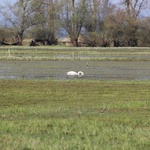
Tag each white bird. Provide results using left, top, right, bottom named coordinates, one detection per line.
left=66, top=71, right=84, bottom=78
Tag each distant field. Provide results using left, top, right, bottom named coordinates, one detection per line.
left=0, top=46, right=150, bottom=61
left=0, top=80, right=150, bottom=149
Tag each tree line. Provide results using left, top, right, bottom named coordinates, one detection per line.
left=0, top=0, right=150, bottom=47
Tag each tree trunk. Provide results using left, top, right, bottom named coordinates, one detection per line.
left=17, top=34, right=23, bottom=46
left=72, top=39, right=78, bottom=47
left=48, top=0, right=56, bottom=44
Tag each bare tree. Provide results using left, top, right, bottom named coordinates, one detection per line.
left=123, top=0, right=148, bottom=19
left=0, top=0, right=149, bottom=47
left=83, top=0, right=115, bottom=46
left=121, top=0, right=148, bottom=46
left=29, top=0, right=60, bottom=45
left=48, top=0, right=55, bottom=43
left=60, top=0, right=87, bottom=46
left=0, top=0, right=41, bottom=45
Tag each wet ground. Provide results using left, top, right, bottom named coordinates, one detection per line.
left=0, top=60, right=150, bottom=80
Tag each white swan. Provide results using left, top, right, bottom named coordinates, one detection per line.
left=66, top=71, right=84, bottom=77
left=77, top=71, right=84, bottom=77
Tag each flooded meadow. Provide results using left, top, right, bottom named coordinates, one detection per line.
left=0, top=60, right=150, bottom=80
left=1, top=47, right=150, bottom=80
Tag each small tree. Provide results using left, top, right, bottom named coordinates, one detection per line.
left=104, top=9, right=128, bottom=46
left=0, top=28, right=15, bottom=44
left=121, top=0, right=148, bottom=46
left=137, top=17, right=150, bottom=46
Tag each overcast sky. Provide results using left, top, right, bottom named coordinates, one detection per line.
left=0, top=0, right=149, bottom=17
left=1, top=0, right=120, bottom=4
left=1, top=0, right=14, bottom=4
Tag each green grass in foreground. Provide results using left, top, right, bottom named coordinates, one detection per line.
left=0, top=80, right=150, bottom=150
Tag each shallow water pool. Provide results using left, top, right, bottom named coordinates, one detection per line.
left=0, top=60, right=150, bottom=80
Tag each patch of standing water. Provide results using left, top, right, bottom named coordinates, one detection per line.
left=0, top=60, right=150, bottom=80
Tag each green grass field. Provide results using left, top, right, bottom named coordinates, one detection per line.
left=0, top=46, right=150, bottom=61
left=0, top=80, right=150, bottom=150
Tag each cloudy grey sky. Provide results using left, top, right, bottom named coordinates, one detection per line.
left=1, top=0, right=14, bottom=4
left=0, top=0, right=149, bottom=17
